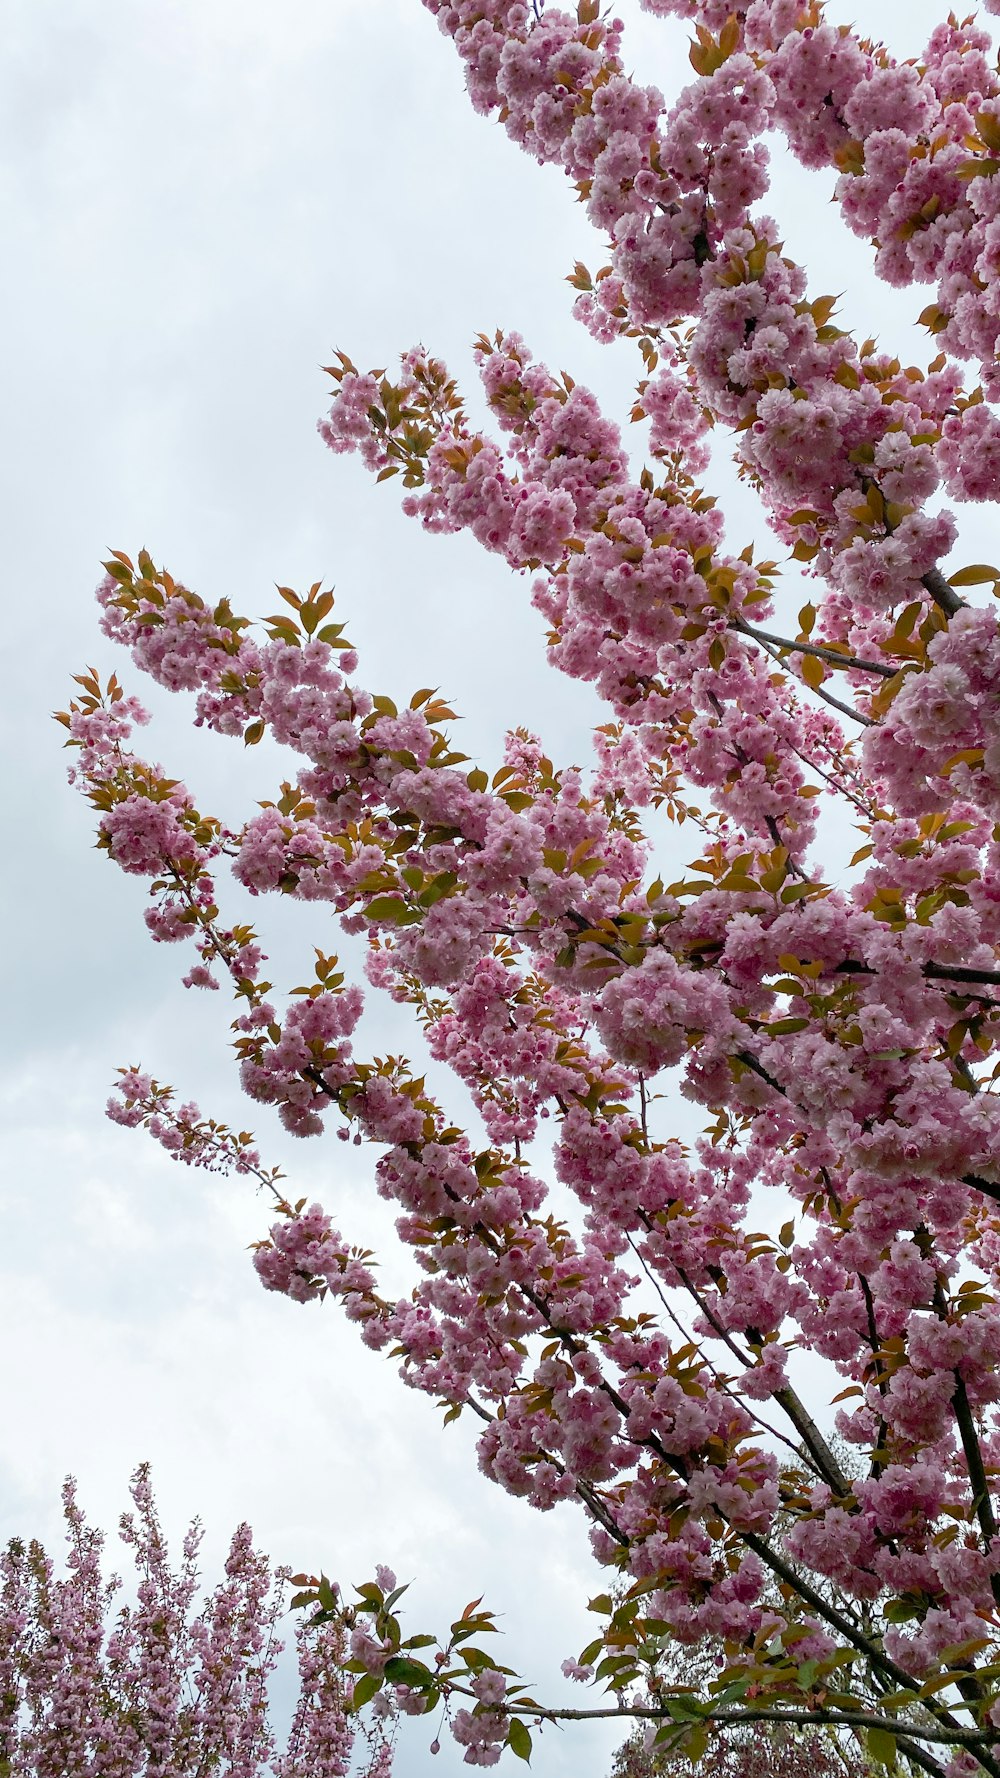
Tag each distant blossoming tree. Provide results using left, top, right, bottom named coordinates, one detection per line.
left=612, top=1722, right=869, bottom=1778
left=0, top=1466, right=393, bottom=1776
left=59, top=0, right=1000, bottom=1772
left=607, top=1619, right=874, bottom=1774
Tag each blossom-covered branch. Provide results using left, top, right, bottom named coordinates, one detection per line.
left=60, top=1, right=1000, bottom=1770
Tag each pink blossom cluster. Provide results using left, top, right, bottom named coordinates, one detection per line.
left=236, top=986, right=365, bottom=1137
left=450, top=1691, right=509, bottom=1766
left=253, top=1201, right=382, bottom=1325
left=324, top=336, right=840, bottom=867
left=752, top=9, right=1000, bottom=391
left=98, top=558, right=260, bottom=699
left=107, top=1072, right=274, bottom=1181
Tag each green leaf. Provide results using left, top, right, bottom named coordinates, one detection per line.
left=719, top=872, right=760, bottom=894
left=458, top=1646, right=493, bottom=1671
left=383, top=1655, right=432, bottom=1687
left=420, top=872, right=458, bottom=908
left=683, top=1721, right=709, bottom=1764
left=866, top=1726, right=898, bottom=1768
left=883, top=1598, right=921, bottom=1623
left=350, top=1670, right=382, bottom=1711
left=364, top=896, right=411, bottom=923
left=781, top=881, right=820, bottom=903
left=709, top=1679, right=749, bottom=1706
left=652, top=1723, right=688, bottom=1751
left=508, top=1719, right=533, bottom=1762
left=663, top=1695, right=708, bottom=1723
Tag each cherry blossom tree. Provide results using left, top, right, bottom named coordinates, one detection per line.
left=58, top=0, right=1000, bottom=1772
left=0, top=1465, right=393, bottom=1776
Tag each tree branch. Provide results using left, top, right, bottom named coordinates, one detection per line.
left=730, top=623, right=873, bottom=725
left=734, top=618, right=896, bottom=679
left=459, top=1695, right=969, bottom=1770
left=922, top=569, right=965, bottom=618
left=300, top=1066, right=994, bottom=1765
left=952, top=1366, right=1000, bottom=1608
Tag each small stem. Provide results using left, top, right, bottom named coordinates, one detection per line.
left=765, top=813, right=808, bottom=878
left=788, top=741, right=877, bottom=818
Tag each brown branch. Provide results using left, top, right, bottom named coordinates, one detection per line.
left=430, top=1688, right=959, bottom=1773
left=771, top=1386, right=852, bottom=1499
left=730, top=623, right=873, bottom=725
left=737, top=1528, right=997, bottom=1774
left=488, top=1698, right=982, bottom=1751
left=922, top=569, right=965, bottom=618
left=734, top=1049, right=787, bottom=1095
left=789, top=742, right=875, bottom=817
left=930, top=1272, right=1000, bottom=1607
left=857, top=1270, right=893, bottom=1487
left=734, top=618, right=896, bottom=679
left=833, top=959, right=1000, bottom=988
left=952, top=1367, right=1000, bottom=1607
left=654, top=1245, right=852, bottom=1498
left=765, top=813, right=809, bottom=879
left=732, top=1050, right=1000, bottom=1206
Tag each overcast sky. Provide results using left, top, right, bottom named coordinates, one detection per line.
left=2, top=2, right=997, bottom=1773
